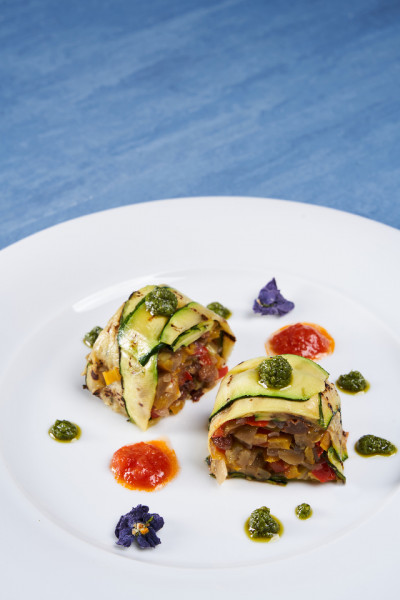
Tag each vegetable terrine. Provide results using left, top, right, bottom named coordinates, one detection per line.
left=208, top=355, right=348, bottom=484
left=84, top=285, right=236, bottom=430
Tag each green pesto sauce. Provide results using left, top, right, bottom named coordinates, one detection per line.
left=258, top=356, right=292, bottom=389
left=245, top=507, right=283, bottom=542
left=145, top=287, right=178, bottom=317
left=355, top=434, right=397, bottom=457
left=49, top=420, right=81, bottom=443
left=336, top=370, right=369, bottom=394
left=83, top=326, right=102, bottom=348
left=295, top=503, right=313, bottom=520
left=206, top=301, right=232, bottom=319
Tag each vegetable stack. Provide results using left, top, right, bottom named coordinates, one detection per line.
left=208, top=355, right=348, bottom=484
left=84, top=285, right=235, bottom=430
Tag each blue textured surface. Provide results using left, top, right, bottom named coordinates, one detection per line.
left=1, top=0, right=400, bottom=249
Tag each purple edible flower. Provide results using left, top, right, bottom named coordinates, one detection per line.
left=115, top=504, right=164, bottom=549
left=253, top=278, right=294, bottom=316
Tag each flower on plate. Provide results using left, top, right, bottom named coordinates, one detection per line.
left=253, top=278, right=294, bottom=316
left=115, top=504, right=164, bottom=549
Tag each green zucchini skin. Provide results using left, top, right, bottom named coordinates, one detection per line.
left=210, top=355, right=329, bottom=420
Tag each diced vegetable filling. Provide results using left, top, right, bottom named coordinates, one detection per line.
left=210, top=417, right=339, bottom=482
left=88, top=327, right=228, bottom=421
left=151, top=330, right=227, bottom=420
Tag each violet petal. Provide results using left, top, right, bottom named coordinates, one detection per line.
left=253, top=278, right=294, bottom=316
left=115, top=505, right=164, bottom=550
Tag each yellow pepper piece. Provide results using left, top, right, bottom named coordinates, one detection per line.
left=169, top=399, right=185, bottom=415
left=285, top=465, right=300, bottom=479
left=103, top=367, right=121, bottom=386
left=319, top=431, right=331, bottom=451
left=265, top=455, right=280, bottom=463
left=304, top=446, right=315, bottom=464
left=267, top=434, right=292, bottom=450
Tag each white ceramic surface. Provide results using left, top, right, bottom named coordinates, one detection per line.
left=1, top=197, right=399, bottom=599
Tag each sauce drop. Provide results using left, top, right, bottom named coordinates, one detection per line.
left=355, top=435, right=397, bottom=457
left=266, top=322, right=334, bottom=360
left=295, top=503, right=313, bottom=520
left=110, top=440, right=179, bottom=491
left=244, top=514, right=283, bottom=543
left=48, top=420, right=81, bottom=442
left=336, top=370, right=369, bottom=394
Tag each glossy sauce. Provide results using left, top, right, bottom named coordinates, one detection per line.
left=337, top=380, right=370, bottom=395
left=336, top=370, right=369, bottom=394
left=48, top=420, right=81, bottom=443
left=110, top=440, right=179, bottom=491
left=355, top=435, right=397, bottom=457
left=295, top=503, right=313, bottom=520
left=266, top=322, right=335, bottom=360
left=244, top=515, right=283, bottom=543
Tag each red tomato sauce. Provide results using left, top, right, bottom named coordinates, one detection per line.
left=266, top=322, right=335, bottom=360
left=110, top=440, right=179, bottom=491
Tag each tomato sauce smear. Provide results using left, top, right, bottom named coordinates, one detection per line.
left=110, top=440, right=179, bottom=491
left=266, top=322, right=335, bottom=360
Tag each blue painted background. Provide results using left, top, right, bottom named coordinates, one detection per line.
left=1, top=0, right=400, bottom=248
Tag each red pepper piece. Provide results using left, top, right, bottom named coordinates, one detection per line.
left=268, top=459, right=289, bottom=473
left=194, top=345, right=213, bottom=365
left=311, top=461, right=337, bottom=482
left=218, top=366, right=229, bottom=379
left=245, top=418, right=270, bottom=427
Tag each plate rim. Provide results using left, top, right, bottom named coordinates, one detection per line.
left=1, top=196, right=400, bottom=599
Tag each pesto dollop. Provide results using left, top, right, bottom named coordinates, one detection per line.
left=49, top=420, right=80, bottom=442
left=258, top=356, right=292, bottom=389
left=336, top=370, right=368, bottom=393
left=83, top=326, right=102, bottom=347
left=295, top=503, right=312, bottom=520
left=246, top=506, right=282, bottom=541
left=207, top=301, right=232, bottom=319
left=355, top=434, right=397, bottom=456
left=145, top=287, right=178, bottom=317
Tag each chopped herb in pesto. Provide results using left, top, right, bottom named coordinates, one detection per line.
left=115, top=504, right=164, bottom=549
left=253, top=278, right=294, bottom=316
left=207, top=301, right=232, bottom=319
left=295, top=503, right=312, bottom=520
left=49, top=420, right=80, bottom=442
left=145, top=287, right=178, bottom=317
left=355, top=434, right=397, bottom=457
left=83, top=326, right=102, bottom=347
left=246, top=506, right=281, bottom=541
left=337, top=370, right=368, bottom=393
left=258, top=356, right=292, bottom=389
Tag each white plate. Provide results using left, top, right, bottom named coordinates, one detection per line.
left=1, top=197, right=399, bottom=599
